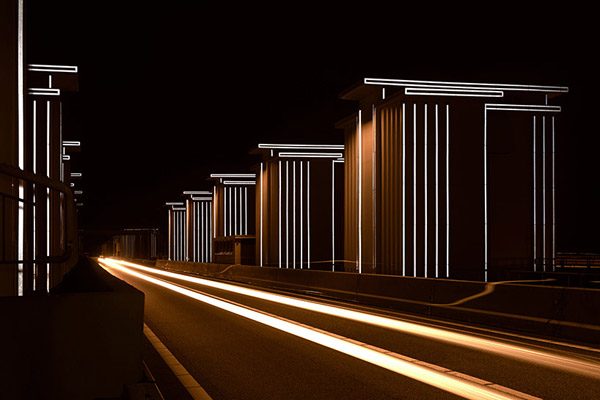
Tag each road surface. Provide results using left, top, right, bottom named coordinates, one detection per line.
left=98, top=258, right=600, bottom=400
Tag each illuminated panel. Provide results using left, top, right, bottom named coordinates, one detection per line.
left=104, top=259, right=600, bottom=381
left=100, top=259, right=529, bottom=400
left=279, top=152, right=343, bottom=159
left=210, top=173, right=256, bottom=178
left=259, top=143, right=344, bottom=150
left=365, top=78, right=568, bottom=93
left=28, top=64, right=78, bottom=73
left=405, top=88, right=504, bottom=98
left=223, top=180, right=256, bottom=185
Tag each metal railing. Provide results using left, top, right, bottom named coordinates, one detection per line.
left=0, top=163, right=77, bottom=294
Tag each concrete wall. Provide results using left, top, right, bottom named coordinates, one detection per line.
left=0, top=258, right=144, bottom=399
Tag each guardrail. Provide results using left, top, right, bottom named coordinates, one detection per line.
left=0, top=163, right=78, bottom=294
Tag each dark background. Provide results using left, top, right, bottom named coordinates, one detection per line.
left=27, top=1, right=598, bottom=253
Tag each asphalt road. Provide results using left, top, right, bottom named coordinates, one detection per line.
left=100, top=259, right=600, bottom=400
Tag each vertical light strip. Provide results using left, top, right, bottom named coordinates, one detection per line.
left=192, top=202, right=196, bottom=262
left=358, top=110, right=362, bottom=273
left=33, top=101, right=37, bottom=290
left=239, top=187, right=242, bottom=235
left=46, top=101, right=51, bottom=290
left=234, top=186, right=238, bottom=236
left=307, top=161, right=311, bottom=269
left=331, top=160, right=335, bottom=271
left=168, top=210, right=172, bottom=260
left=244, top=186, right=248, bottom=235
left=372, top=105, right=377, bottom=272
left=228, top=187, right=232, bottom=237
left=174, top=212, right=177, bottom=260
left=201, top=202, right=205, bottom=262
left=533, top=116, right=537, bottom=271
left=552, top=116, right=556, bottom=271
left=17, top=0, right=24, bottom=295
left=286, top=161, right=289, bottom=268
left=300, top=161, right=303, bottom=269
left=224, top=186, right=227, bottom=236
left=402, top=103, right=406, bottom=276
left=424, top=104, right=428, bottom=278
left=213, top=186, right=217, bottom=238
left=293, top=160, right=296, bottom=269
left=278, top=160, right=282, bottom=268
left=435, top=104, right=439, bottom=278
left=542, top=116, right=546, bottom=272
left=413, top=104, right=417, bottom=277
left=446, top=105, right=450, bottom=278
left=260, top=162, right=264, bottom=266
left=484, top=107, right=488, bottom=282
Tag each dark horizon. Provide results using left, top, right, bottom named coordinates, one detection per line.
left=27, top=1, right=599, bottom=253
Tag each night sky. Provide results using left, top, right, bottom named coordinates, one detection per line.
left=27, top=1, right=599, bottom=253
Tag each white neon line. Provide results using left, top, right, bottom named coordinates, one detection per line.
left=533, top=116, right=537, bottom=271
left=228, top=187, right=232, bottom=236
left=224, top=187, right=227, bottom=236
left=165, top=202, right=185, bottom=206
left=484, top=108, right=488, bottom=282
left=48, top=75, right=52, bottom=88
left=552, top=117, right=556, bottom=271
left=402, top=103, right=406, bottom=276
left=293, top=161, right=296, bottom=269
left=424, top=104, right=428, bottom=278
left=278, top=152, right=343, bottom=159
left=209, top=202, right=213, bottom=262
left=62, top=155, right=70, bottom=161
left=542, top=116, right=546, bottom=272
left=435, top=104, right=439, bottom=278
left=413, top=104, right=417, bottom=277
left=486, top=105, right=561, bottom=113
left=279, top=161, right=282, bottom=268
left=405, top=88, right=504, bottom=98
left=372, top=105, right=377, bottom=274
left=223, top=180, right=256, bottom=185
left=29, top=88, right=61, bottom=96
left=239, top=187, right=243, bottom=235
left=300, top=161, right=303, bottom=269
left=28, top=64, right=78, bottom=73
left=307, top=161, right=311, bottom=269
left=258, top=144, right=344, bottom=150
left=191, top=202, right=195, bottom=261
left=202, top=202, right=205, bottom=262
left=364, top=77, right=568, bottom=93
left=101, top=259, right=530, bottom=400
left=210, top=173, right=256, bottom=178
left=244, top=187, right=248, bottom=235
left=358, top=110, right=362, bottom=273
left=382, top=87, right=386, bottom=99
left=183, top=190, right=212, bottom=195
left=168, top=211, right=172, bottom=260
left=332, top=160, right=335, bottom=272
left=190, top=197, right=212, bottom=201
left=260, top=162, right=263, bottom=266
left=62, top=140, right=81, bottom=146
left=233, top=187, right=237, bottom=236
left=446, top=105, right=450, bottom=278
left=286, top=161, right=289, bottom=268
left=106, top=259, right=600, bottom=383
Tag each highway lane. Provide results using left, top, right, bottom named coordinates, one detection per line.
left=99, top=259, right=600, bottom=400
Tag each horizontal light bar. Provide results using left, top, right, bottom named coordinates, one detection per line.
left=259, top=143, right=344, bottom=150
left=191, top=197, right=213, bottom=201
left=62, top=155, right=71, bottom=161
left=29, top=88, right=60, bottom=96
left=405, top=88, right=504, bottom=97
left=76, top=203, right=84, bottom=207
left=113, top=259, right=600, bottom=380
left=172, top=207, right=186, bottom=211
left=28, top=64, right=78, bottom=73
left=62, top=141, right=81, bottom=147
left=210, top=173, right=256, bottom=178
left=165, top=202, right=184, bottom=206
left=365, top=78, right=568, bottom=93
left=73, top=190, right=83, bottom=195
left=183, top=190, right=212, bottom=195
left=223, top=180, right=256, bottom=185
left=70, top=172, right=82, bottom=178
left=333, top=159, right=345, bottom=163
left=486, top=104, right=561, bottom=113
left=279, top=152, right=343, bottom=159
left=100, top=259, right=529, bottom=400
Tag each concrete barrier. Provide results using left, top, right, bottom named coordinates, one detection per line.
left=152, top=259, right=600, bottom=344
left=0, top=258, right=145, bottom=400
